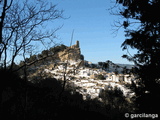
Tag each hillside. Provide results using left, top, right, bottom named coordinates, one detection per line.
left=19, top=40, right=134, bottom=74
left=21, top=41, right=136, bottom=101
left=117, top=64, right=134, bottom=69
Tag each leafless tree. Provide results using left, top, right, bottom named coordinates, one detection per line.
left=0, top=0, right=63, bottom=71
left=0, top=1, right=64, bottom=118
left=59, top=30, right=74, bottom=100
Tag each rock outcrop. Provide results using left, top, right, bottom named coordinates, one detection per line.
left=58, top=41, right=82, bottom=62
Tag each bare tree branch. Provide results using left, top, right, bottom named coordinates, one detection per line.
left=0, top=0, right=64, bottom=71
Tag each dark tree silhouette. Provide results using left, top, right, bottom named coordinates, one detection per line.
left=99, top=86, right=135, bottom=119
left=0, top=0, right=64, bottom=119
left=115, top=0, right=160, bottom=113
left=105, top=60, right=111, bottom=71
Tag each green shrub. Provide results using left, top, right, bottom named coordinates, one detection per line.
left=97, top=74, right=105, bottom=80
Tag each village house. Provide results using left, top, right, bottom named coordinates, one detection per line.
left=40, top=41, right=136, bottom=100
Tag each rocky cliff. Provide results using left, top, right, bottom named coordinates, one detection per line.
left=58, top=41, right=82, bottom=62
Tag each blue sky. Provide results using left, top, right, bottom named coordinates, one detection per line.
left=51, top=0, right=135, bottom=64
